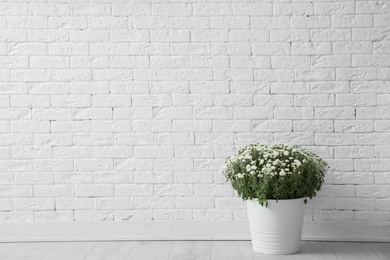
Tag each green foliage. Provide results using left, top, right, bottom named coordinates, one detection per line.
left=221, top=144, right=327, bottom=206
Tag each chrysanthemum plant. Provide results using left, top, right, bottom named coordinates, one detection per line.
left=222, top=144, right=327, bottom=206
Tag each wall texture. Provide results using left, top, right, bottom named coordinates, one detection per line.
left=0, top=0, right=389, bottom=224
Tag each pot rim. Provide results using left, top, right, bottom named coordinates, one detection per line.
left=248, top=197, right=306, bottom=202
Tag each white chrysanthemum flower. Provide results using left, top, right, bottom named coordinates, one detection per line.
left=251, top=165, right=257, bottom=170
left=294, top=160, right=302, bottom=166
left=245, top=154, right=252, bottom=159
left=283, top=151, right=289, bottom=156
left=280, top=170, right=286, bottom=176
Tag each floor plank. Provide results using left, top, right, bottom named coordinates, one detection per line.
left=84, top=255, right=128, bottom=260
left=368, top=243, right=390, bottom=260
left=41, top=242, right=96, bottom=260
left=125, top=241, right=173, bottom=260
left=252, top=251, right=295, bottom=260
left=87, top=241, right=136, bottom=255
left=169, top=255, right=210, bottom=260
left=211, top=241, right=252, bottom=260
left=4, top=243, right=57, bottom=257
left=169, top=241, right=212, bottom=260
left=251, top=240, right=295, bottom=260
left=0, top=244, right=19, bottom=257
left=294, top=242, right=336, bottom=260
left=0, top=256, right=42, bottom=260
left=328, top=242, right=381, bottom=260
left=171, top=241, right=212, bottom=255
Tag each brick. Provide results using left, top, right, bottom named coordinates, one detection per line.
left=314, top=2, right=354, bottom=15
left=291, top=16, right=331, bottom=28
left=112, top=4, right=151, bottom=16
left=334, top=172, right=374, bottom=185
left=92, top=43, right=129, bottom=56
left=211, top=43, right=251, bottom=55
left=29, top=4, right=69, bottom=16
left=12, top=146, right=52, bottom=159
left=293, top=120, right=333, bottom=133
left=335, top=198, right=375, bottom=210
left=271, top=29, right=309, bottom=42
left=131, top=17, right=169, bottom=29
left=356, top=1, right=390, bottom=14
left=332, top=15, right=373, bottom=28
left=14, top=198, right=54, bottom=211
left=335, top=146, right=374, bottom=158
left=295, top=94, right=334, bottom=107
left=173, top=94, right=212, bottom=107
left=29, top=30, right=68, bottom=43
left=155, top=133, right=194, bottom=145
left=255, top=69, right=294, bottom=82
left=34, top=185, right=73, bottom=198
left=96, top=197, right=134, bottom=210
left=275, top=107, right=313, bottom=119
left=333, top=42, right=372, bottom=54
left=315, top=107, right=355, bottom=119
left=49, top=43, right=88, bottom=56
left=111, top=30, right=149, bottom=43
left=176, top=197, right=214, bottom=209
left=70, top=4, right=110, bottom=16
left=336, top=94, right=376, bottom=106
left=154, top=184, right=193, bottom=197
left=251, top=17, right=289, bottom=29
left=312, top=55, right=351, bottom=68
left=311, top=82, right=349, bottom=94
left=11, top=95, right=50, bottom=108
left=134, top=146, right=173, bottom=159
left=74, top=159, right=113, bottom=172
left=231, top=30, right=269, bottom=42
left=154, top=159, right=193, bottom=171
left=135, top=197, right=174, bottom=209
left=274, top=3, right=313, bottom=16
left=53, top=146, right=93, bottom=159
left=115, top=159, right=153, bottom=171
left=355, top=159, right=390, bottom=172
left=253, top=43, right=290, bottom=56
left=234, top=3, right=272, bottom=16
left=49, top=17, right=87, bottom=30
left=151, top=30, right=189, bottom=42
left=254, top=95, right=293, bottom=107
left=33, top=159, right=73, bottom=172
left=334, top=120, right=374, bottom=133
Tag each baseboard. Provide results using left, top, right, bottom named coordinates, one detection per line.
left=0, top=221, right=389, bottom=242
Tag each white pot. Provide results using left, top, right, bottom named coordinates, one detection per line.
left=247, top=198, right=305, bottom=255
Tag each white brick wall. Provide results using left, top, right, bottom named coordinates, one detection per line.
left=0, top=0, right=389, bottom=223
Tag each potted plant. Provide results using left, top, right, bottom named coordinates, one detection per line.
left=221, top=144, right=327, bottom=255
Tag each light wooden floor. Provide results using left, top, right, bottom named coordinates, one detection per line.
left=0, top=241, right=389, bottom=260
